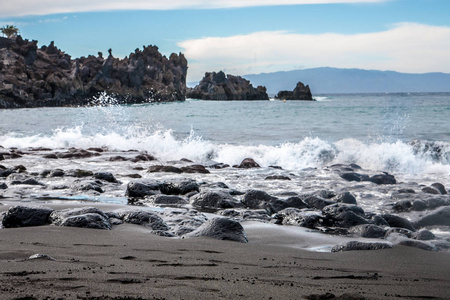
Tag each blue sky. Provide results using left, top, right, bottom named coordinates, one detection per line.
left=1, top=0, right=450, bottom=81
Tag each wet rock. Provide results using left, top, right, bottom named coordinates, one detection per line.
left=275, top=81, right=313, bottom=101
left=60, top=213, right=111, bottom=230
left=40, top=169, right=65, bottom=177
left=329, top=211, right=370, bottom=228
left=147, top=195, right=188, bottom=206
left=414, top=207, right=450, bottom=228
left=109, top=156, right=129, bottom=161
left=368, top=173, right=396, bottom=184
left=398, top=189, right=416, bottom=194
left=121, top=211, right=169, bottom=231
left=237, top=158, right=261, bottom=169
left=126, top=180, right=162, bottom=198
left=431, top=182, right=447, bottom=194
left=10, top=178, right=45, bottom=186
left=66, top=169, right=94, bottom=178
left=398, top=239, right=436, bottom=251
left=218, top=209, right=271, bottom=222
left=159, top=209, right=207, bottom=236
left=0, top=168, right=15, bottom=178
left=412, top=229, right=436, bottom=241
left=303, top=196, right=335, bottom=210
left=50, top=207, right=109, bottom=226
left=385, top=227, right=414, bottom=239
left=349, top=224, right=387, bottom=238
left=148, top=165, right=183, bottom=174
left=392, top=200, right=412, bottom=212
left=42, top=153, right=58, bottom=159
left=331, top=241, right=393, bottom=252
left=339, top=172, right=370, bottom=182
left=209, top=163, right=230, bottom=169
left=265, top=175, right=291, bottom=180
left=130, top=153, right=156, bottom=162
left=334, top=192, right=357, bottom=205
left=241, top=190, right=281, bottom=212
left=273, top=208, right=322, bottom=229
left=322, top=203, right=365, bottom=217
left=2, top=206, right=53, bottom=228
left=0, top=182, right=7, bottom=189
left=381, top=214, right=415, bottom=231
left=28, top=254, right=56, bottom=261
left=73, top=180, right=104, bottom=193
left=411, top=200, right=427, bottom=211
left=426, top=197, right=449, bottom=209
left=183, top=218, right=248, bottom=243
left=180, top=164, right=210, bottom=174
left=191, top=191, right=244, bottom=211
left=314, top=190, right=336, bottom=199
left=56, top=148, right=100, bottom=159
left=160, top=180, right=200, bottom=195
left=422, top=187, right=440, bottom=194
left=94, top=172, right=118, bottom=183
left=284, top=196, right=308, bottom=209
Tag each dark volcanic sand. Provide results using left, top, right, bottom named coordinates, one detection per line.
left=0, top=220, right=449, bottom=300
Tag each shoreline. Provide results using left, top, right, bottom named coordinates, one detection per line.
left=0, top=216, right=449, bottom=300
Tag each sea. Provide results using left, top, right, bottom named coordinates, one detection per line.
left=1, top=92, right=449, bottom=251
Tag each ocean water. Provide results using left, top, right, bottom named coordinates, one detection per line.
left=1, top=92, right=449, bottom=250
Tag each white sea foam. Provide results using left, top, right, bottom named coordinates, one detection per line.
left=1, top=125, right=448, bottom=176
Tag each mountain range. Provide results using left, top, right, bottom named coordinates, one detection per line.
left=242, top=67, right=450, bottom=95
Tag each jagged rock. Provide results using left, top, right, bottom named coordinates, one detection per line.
left=2, top=206, right=53, bottom=227
left=183, top=218, right=248, bottom=243
left=381, top=214, right=415, bottom=231
left=275, top=81, right=313, bottom=100
left=190, top=191, right=244, bottom=211
left=331, top=241, right=393, bottom=252
left=236, top=158, right=260, bottom=169
left=0, top=36, right=187, bottom=108
left=413, top=207, right=450, bottom=228
left=187, top=71, right=268, bottom=100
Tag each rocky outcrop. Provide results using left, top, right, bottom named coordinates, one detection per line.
left=0, top=36, right=187, bottom=108
left=187, top=71, right=269, bottom=100
left=275, top=81, right=313, bottom=100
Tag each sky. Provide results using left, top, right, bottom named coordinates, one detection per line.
left=1, top=0, right=450, bottom=82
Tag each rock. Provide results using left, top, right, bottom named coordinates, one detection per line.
left=0, top=37, right=187, bottom=108
left=398, top=239, right=436, bottom=251
left=275, top=81, right=313, bottom=100
left=40, top=169, right=65, bottom=177
left=130, top=153, right=156, bottom=162
left=411, top=200, right=427, bottom=211
left=183, top=218, right=248, bottom=243
left=160, top=180, right=200, bottom=195
left=148, top=165, right=183, bottom=174
left=368, top=173, right=396, bottom=184
left=94, top=172, right=118, bottom=183
left=49, top=207, right=109, bottom=226
left=60, top=213, right=111, bottom=230
left=422, top=187, right=440, bottom=194
left=2, top=206, right=53, bottom=228
left=28, top=254, right=56, bottom=261
left=284, top=196, right=308, bottom=209
left=241, top=190, right=281, bottom=213
left=331, top=241, right=393, bottom=252
left=237, top=158, right=260, bottom=169
left=334, top=192, right=357, bottom=205
left=265, top=175, right=291, bottom=180
left=0, top=182, right=7, bottom=189
left=218, top=209, right=271, bottom=222
left=412, top=230, right=436, bottom=241
left=392, top=200, right=412, bottom=212
left=190, top=191, right=244, bottom=212
left=187, top=71, right=269, bottom=100
left=426, top=197, right=449, bottom=209
left=56, top=148, right=100, bottom=159
left=381, top=214, right=415, bottom=231
left=180, top=164, right=210, bottom=174
left=126, top=180, right=162, bottom=198
left=413, top=207, right=450, bottom=228
left=121, top=211, right=169, bottom=231
left=272, top=208, right=322, bottom=229
left=431, top=182, right=447, bottom=194
left=322, top=203, right=365, bottom=217
left=339, top=172, right=370, bottom=182
left=303, top=196, right=335, bottom=210
left=66, top=169, right=94, bottom=178
left=73, top=180, right=104, bottom=193
left=147, top=195, right=188, bottom=206
left=385, top=227, right=414, bottom=239
left=349, top=224, right=387, bottom=238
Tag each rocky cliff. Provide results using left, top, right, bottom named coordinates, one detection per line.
left=0, top=36, right=187, bottom=108
left=275, top=81, right=313, bottom=100
left=187, top=71, right=269, bottom=100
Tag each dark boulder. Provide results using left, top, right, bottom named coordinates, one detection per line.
left=59, top=213, right=111, bottom=230
left=0, top=182, right=7, bottom=189
left=412, top=230, right=436, bottom=241
left=322, top=203, right=365, bottom=217
left=422, top=187, right=440, bottom=194
left=121, top=211, right=169, bottom=231
left=218, top=209, right=271, bottom=222
left=183, top=218, right=248, bottom=243
left=368, top=173, right=396, bottom=184
left=398, top=239, right=435, bottom=251
left=381, top=214, right=415, bottom=231
left=413, top=207, right=450, bottom=228
left=431, top=183, right=447, bottom=194
left=303, top=196, right=335, bottom=210
left=94, top=172, right=118, bottom=183
left=349, top=224, right=387, bottom=238
left=332, top=241, right=393, bottom=252
left=272, top=208, right=322, bottom=229
left=148, top=165, right=183, bottom=174
left=160, top=180, right=200, bottom=195
left=190, top=191, right=244, bottom=211
left=2, top=206, right=53, bottom=228
left=392, top=200, right=412, bottom=212
left=334, top=192, right=357, bottom=205
left=339, top=172, right=370, bottom=182
left=147, top=195, right=188, bottom=206
left=180, top=164, right=210, bottom=174
left=275, top=81, right=313, bottom=101
left=56, top=148, right=100, bottom=159
left=241, top=189, right=281, bottom=212
left=126, top=180, right=162, bottom=198
left=73, top=180, right=104, bottom=193
left=66, top=169, right=94, bottom=178
left=265, top=175, right=291, bottom=180
left=49, top=207, right=109, bottom=226
left=237, top=158, right=260, bottom=169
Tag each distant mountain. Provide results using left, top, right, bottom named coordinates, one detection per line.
left=243, top=67, right=450, bottom=94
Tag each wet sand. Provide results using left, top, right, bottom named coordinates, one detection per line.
left=0, top=210, right=449, bottom=300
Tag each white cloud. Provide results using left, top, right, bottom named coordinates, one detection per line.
left=1, top=0, right=387, bottom=18
left=178, top=23, right=450, bottom=81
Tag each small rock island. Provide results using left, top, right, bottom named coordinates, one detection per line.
left=187, top=71, right=269, bottom=100
left=275, top=81, right=314, bottom=101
